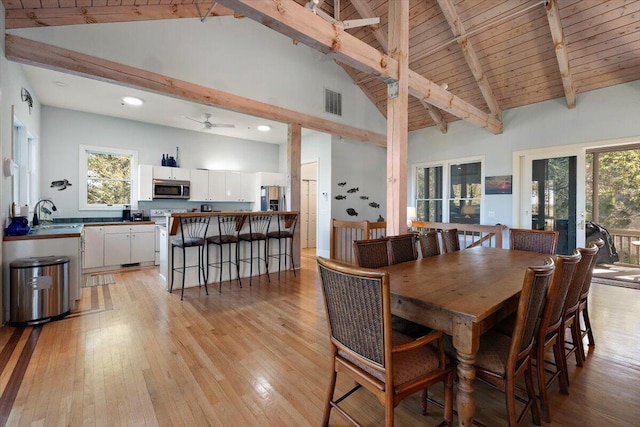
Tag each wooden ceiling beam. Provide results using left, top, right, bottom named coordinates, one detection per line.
left=4, top=3, right=236, bottom=29
left=350, top=0, right=448, bottom=134
left=436, top=0, right=502, bottom=120
left=5, top=34, right=386, bottom=146
left=545, top=0, right=577, bottom=108
left=214, top=0, right=501, bottom=134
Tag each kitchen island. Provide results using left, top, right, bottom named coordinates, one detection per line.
left=160, top=211, right=299, bottom=291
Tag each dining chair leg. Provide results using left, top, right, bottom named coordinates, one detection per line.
left=538, top=345, right=551, bottom=424
left=554, top=333, right=569, bottom=395
left=571, top=316, right=585, bottom=366
left=525, top=362, right=542, bottom=426
left=583, top=300, right=596, bottom=347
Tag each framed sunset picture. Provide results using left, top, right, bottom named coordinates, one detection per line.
left=485, top=175, right=512, bottom=195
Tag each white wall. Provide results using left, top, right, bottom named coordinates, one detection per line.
left=11, top=17, right=387, bottom=136
left=408, top=80, right=640, bottom=228
left=301, top=131, right=332, bottom=257
left=40, top=106, right=281, bottom=218
left=331, top=136, right=387, bottom=223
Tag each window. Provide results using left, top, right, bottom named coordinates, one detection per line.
left=79, top=145, right=137, bottom=210
left=13, top=117, right=37, bottom=208
left=415, top=159, right=483, bottom=224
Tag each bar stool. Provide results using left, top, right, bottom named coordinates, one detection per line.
left=267, top=213, right=298, bottom=279
left=207, top=213, right=244, bottom=292
left=170, top=216, right=210, bottom=300
left=238, top=214, right=272, bottom=286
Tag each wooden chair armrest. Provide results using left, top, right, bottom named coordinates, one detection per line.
left=392, top=330, right=444, bottom=354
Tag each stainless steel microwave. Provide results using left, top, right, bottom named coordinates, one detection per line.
left=152, top=179, right=190, bottom=199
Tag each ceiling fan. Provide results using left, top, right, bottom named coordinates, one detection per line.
left=185, top=113, right=235, bottom=130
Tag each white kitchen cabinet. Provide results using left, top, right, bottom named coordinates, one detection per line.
left=138, top=165, right=153, bottom=201
left=225, top=171, right=242, bottom=200
left=208, top=170, right=227, bottom=201
left=83, top=226, right=105, bottom=269
left=152, top=165, right=190, bottom=181
left=103, top=225, right=155, bottom=267
left=189, top=168, right=210, bottom=201
left=241, top=172, right=256, bottom=201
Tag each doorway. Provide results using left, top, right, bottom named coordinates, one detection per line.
left=301, top=162, right=318, bottom=250
left=516, top=148, right=586, bottom=254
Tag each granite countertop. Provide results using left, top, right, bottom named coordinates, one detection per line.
left=3, top=223, right=84, bottom=241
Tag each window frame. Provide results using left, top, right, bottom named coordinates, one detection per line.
left=79, top=144, right=138, bottom=211
left=413, top=156, right=484, bottom=224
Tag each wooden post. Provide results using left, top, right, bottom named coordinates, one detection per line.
left=386, top=0, right=409, bottom=236
left=288, top=123, right=302, bottom=269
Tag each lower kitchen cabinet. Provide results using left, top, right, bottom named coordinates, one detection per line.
left=84, top=224, right=155, bottom=271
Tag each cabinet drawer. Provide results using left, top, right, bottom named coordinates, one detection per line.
left=104, top=224, right=155, bottom=234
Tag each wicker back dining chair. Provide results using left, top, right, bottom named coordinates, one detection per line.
left=418, top=230, right=441, bottom=258
left=473, top=259, right=555, bottom=427
left=316, top=257, right=454, bottom=427
left=534, top=251, right=582, bottom=423
left=387, top=233, right=419, bottom=264
left=510, top=228, right=559, bottom=254
left=577, top=239, right=604, bottom=358
left=170, top=216, right=210, bottom=300
left=440, top=229, right=460, bottom=254
left=353, top=237, right=390, bottom=268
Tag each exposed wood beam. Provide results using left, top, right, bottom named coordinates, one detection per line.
left=214, top=0, right=502, bottom=134
left=348, top=0, right=388, bottom=53
left=421, top=100, right=448, bottom=134
left=437, top=0, right=502, bottom=120
left=350, top=0, right=448, bottom=133
left=4, top=3, right=236, bottom=29
left=545, top=0, right=576, bottom=108
left=5, top=34, right=386, bottom=146
left=386, top=0, right=410, bottom=236
left=287, top=123, right=302, bottom=268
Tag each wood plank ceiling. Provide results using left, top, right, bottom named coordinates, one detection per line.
left=3, top=0, right=640, bottom=135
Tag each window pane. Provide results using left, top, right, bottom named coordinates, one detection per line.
left=87, top=153, right=131, bottom=179
left=449, top=200, right=480, bottom=224
left=417, top=200, right=443, bottom=222
left=417, top=166, right=443, bottom=199
left=87, top=179, right=131, bottom=205
left=450, top=162, right=481, bottom=199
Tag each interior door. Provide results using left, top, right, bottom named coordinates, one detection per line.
left=519, top=150, right=586, bottom=254
left=301, top=180, right=309, bottom=248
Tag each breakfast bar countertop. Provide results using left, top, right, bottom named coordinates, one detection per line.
left=168, top=211, right=299, bottom=235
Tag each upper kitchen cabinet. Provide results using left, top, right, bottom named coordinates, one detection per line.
left=138, top=165, right=153, bottom=201
left=198, top=170, right=254, bottom=202
left=189, top=169, right=209, bottom=201
left=152, top=165, right=190, bottom=181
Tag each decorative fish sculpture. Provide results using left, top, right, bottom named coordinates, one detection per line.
left=347, top=187, right=359, bottom=193
left=360, top=196, right=369, bottom=200
left=377, top=214, right=385, bottom=222
left=369, top=202, right=380, bottom=208
left=346, top=208, right=358, bottom=216
left=334, top=195, right=347, bottom=200
left=337, top=182, right=347, bottom=186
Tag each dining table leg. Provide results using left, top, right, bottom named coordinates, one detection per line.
left=456, top=350, right=477, bottom=426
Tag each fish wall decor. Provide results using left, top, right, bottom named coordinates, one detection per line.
left=334, top=195, right=346, bottom=200
left=368, top=202, right=380, bottom=208
left=347, top=187, right=359, bottom=193
left=337, top=182, right=347, bottom=186
left=360, top=196, right=369, bottom=200
left=346, top=208, right=358, bottom=216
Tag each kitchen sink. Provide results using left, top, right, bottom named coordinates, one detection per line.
left=33, top=224, right=82, bottom=230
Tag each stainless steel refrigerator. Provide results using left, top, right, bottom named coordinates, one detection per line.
left=261, top=186, right=286, bottom=211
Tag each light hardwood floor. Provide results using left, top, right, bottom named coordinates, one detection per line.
left=1, top=250, right=639, bottom=426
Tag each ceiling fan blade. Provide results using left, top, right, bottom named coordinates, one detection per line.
left=185, top=116, right=205, bottom=124
left=209, top=123, right=235, bottom=128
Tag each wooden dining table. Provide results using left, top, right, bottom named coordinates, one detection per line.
left=380, top=246, right=550, bottom=426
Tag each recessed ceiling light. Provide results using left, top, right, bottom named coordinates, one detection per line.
left=122, top=96, right=144, bottom=106
left=53, top=81, right=67, bottom=87
left=257, top=125, right=271, bottom=132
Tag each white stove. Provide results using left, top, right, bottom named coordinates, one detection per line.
left=149, top=208, right=187, bottom=227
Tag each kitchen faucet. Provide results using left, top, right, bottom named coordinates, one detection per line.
left=32, top=199, right=57, bottom=227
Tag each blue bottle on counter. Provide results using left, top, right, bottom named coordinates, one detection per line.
left=162, top=154, right=166, bottom=166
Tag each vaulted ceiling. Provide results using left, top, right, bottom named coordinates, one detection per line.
left=4, top=0, right=640, bottom=136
